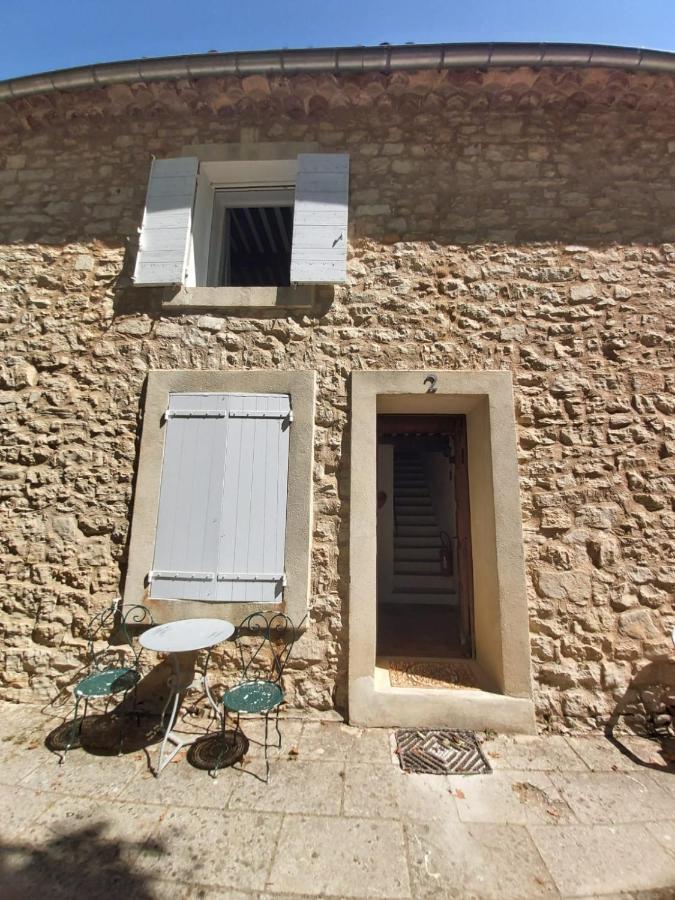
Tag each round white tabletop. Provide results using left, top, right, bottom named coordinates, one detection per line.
left=139, top=618, right=235, bottom=653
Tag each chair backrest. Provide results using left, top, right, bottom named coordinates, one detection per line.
left=234, top=612, right=306, bottom=684
left=85, top=599, right=153, bottom=671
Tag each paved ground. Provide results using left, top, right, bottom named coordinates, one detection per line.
left=0, top=703, right=674, bottom=899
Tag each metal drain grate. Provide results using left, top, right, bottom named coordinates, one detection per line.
left=394, top=728, right=492, bottom=775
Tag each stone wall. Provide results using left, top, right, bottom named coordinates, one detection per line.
left=0, top=66, right=673, bottom=729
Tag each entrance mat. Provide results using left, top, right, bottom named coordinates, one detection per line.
left=386, top=658, right=479, bottom=690
left=395, top=728, right=491, bottom=775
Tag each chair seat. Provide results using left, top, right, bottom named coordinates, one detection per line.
left=75, top=667, right=139, bottom=698
left=222, top=680, right=283, bottom=714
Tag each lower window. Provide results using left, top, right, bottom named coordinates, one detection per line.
left=123, top=370, right=315, bottom=625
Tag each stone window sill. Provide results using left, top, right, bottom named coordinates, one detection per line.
left=161, top=285, right=331, bottom=310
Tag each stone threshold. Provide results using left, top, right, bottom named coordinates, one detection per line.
left=350, top=666, right=536, bottom=734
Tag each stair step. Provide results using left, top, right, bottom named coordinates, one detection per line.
left=394, top=495, right=432, bottom=505
left=394, top=561, right=443, bottom=575
left=395, top=536, right=441, bottom=548
left=396, top=526, right=439, bottom=537
left=385, top=591, right=458, bottom=605
left=393, top=574, right=456, bottom=591
left=393, top=546, right=441, bottom=560
left=395, top=516, right=437, bottom=526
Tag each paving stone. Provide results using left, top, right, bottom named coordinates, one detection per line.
left=227, top=760, right=344, bottom=815
left=297, top=721, right=359, bottom=760
left=644, top=820, right=675, bottom=858
left=346, top=726, right=395, bottom=765
left=529, top=823, right=675, bottom=896
left=29, top=796, right=165, bottom=869
left=0, top=743, right=49, bottom=785
left=488, top=735, right=588, bottom=771
left=449, top=769, right=576, bottom=825
left=343, top=763, right=406, bottom=818
left=406, top=820, right=558, bottom=899
left=565, top=736, right=664, bottom=773
left=0, top=784, right=57, bottom=840
left=134, top=807, right=282, bottom=891
left=122, top=759, right=234, bottom=809
left=642, top=767, right=675, bottom=798
left=267, top=814, right=411, bottom=897
left=398, top=772, right=461, bottom=824
left=548, top=771, right=675, bottom=825
left=236, top=716, right=304, bottom=759
left=19, top=747, right=144, bottom=798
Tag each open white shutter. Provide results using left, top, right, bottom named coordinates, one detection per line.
left=149, top=391, right=291, bottom=603
left=134, top=157, right=198, bottom=286
left=290, top=153, right=349, bottom=284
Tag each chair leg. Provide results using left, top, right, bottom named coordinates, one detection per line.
left=61, top=695, right=82, bottom=764
left=274, top=705, right=282, bottom=749
left=210, top=705, right=228, bottom=779
left=263, top=712, right=271, bottom=783
left=117, top=690, right=129, bottom=756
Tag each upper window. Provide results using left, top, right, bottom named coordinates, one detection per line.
left=133, top=154, right=349, bottom=289
left=207, top=187, right=294, bottom=287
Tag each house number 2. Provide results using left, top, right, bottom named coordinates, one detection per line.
left=424, top=375, right=437, bottom=393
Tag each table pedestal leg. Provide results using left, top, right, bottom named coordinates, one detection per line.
left=154, top=652, right=194, bottom=777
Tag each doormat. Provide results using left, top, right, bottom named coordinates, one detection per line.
left=395, top=728, right=491, bottom=775
left=387, top=659, right=479, bottom=690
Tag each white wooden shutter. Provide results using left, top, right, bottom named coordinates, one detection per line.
left=216, top=393, right=291, bottom=604
left=150, top=393, right=229, bottom=601
left=134, top=157, right=199, bottom=286
left=149, top=391, right=291, bottom=603
left=290, top=153, right=349, bottom=284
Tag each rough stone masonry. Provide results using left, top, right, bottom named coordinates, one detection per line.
left=0, top=64, right=673, bottom=730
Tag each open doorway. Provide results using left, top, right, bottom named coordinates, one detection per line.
left=376, top=414, right=474, bottom=660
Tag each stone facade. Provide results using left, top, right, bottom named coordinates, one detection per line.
left=0, top=64, right=673, bottom=730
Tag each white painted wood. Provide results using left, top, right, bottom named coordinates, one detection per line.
left=139, top=618, right=235, bottom=653
left=150, top=393, right=229, bottom=601
left=187, top=171, right=215, bottom=287
left=150, top=391, right=291, bottom=604
left=290, top=153, right=349, bottom=284
left=217, top=393, right=291, bottom=603
left=134, top=156, right=198, bottom=286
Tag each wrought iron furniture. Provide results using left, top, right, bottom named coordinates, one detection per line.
left=138, top=617, right=234, bottom=776
left=214, top=611, right=305, bottom=782
left=61, top=600, right=153, bottom=762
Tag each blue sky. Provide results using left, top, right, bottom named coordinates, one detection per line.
left=2, top=0, right=675, bottom=81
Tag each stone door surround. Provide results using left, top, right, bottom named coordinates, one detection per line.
left=348, top=370, right=535, bottom=733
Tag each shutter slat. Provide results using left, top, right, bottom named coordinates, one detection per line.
left=290, top=153, right=349, bottom=285
left=134, top=156, right=198, bottom=286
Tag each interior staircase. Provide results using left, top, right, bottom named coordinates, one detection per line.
left=391, top=450, right=457, bottom=605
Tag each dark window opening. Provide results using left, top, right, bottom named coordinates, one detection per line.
left=223, top=206, right=293, bottom=287
left=208, top=187, right=294, bottom=288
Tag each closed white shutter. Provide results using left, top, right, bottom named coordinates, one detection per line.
left=134, top=157, right=199, bottom=286
left=290, top=153, right=349, bottom=284
left=149, top=391, right=291, bottom=603
left=216, top=393, right=291, bottom=603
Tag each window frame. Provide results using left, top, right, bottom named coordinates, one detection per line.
left=123, top=369, right=315, bottom=627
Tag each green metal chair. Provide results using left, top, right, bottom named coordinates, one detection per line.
left=61, top=599, right=153, bottom=762
left=213, top=611, right=305, bottom=782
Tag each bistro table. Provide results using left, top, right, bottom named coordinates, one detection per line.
left=139, top=617, right=235, bottom=775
